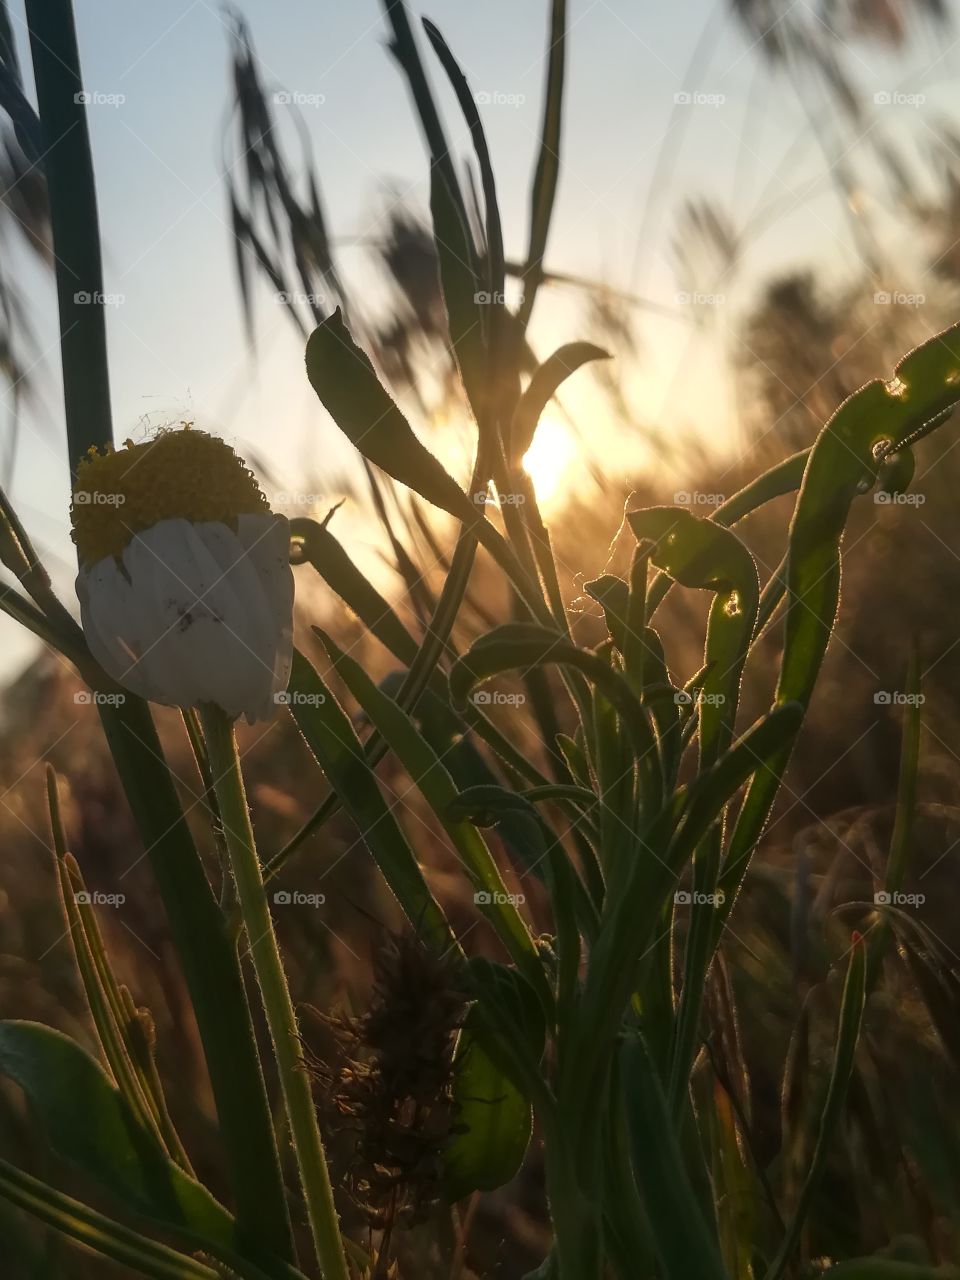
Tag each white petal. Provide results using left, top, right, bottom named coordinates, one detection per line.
left=235, top=513, right=295, bottom=712
left=122, top=520, right=245, bottom=716
left=77, top=515, right=294, bottom=723
left=191, top=520, right=280, bottom=720
left=77, top=557, right=166, bottom=702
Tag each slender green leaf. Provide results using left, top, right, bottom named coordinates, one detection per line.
left=315, top=630, right=548, bottom=1007
left=0, top=1022, right=234, bottom=1248
left=305, top=308, right=472, bottom=519
left=620, top=1032, right=727, bottom=1280
left=517, top=0, right=567, bottom=328
left=722, top=326, right=960, bottom=921
left=764, top=937, right=867, bottom=1280
left=449, top=624, right=662, bottom=807
left=287, top=647, right=456, bottom=952
left=510, top=342, right=609, bottom=462
left=0, top=1157, right=221, bottom=1280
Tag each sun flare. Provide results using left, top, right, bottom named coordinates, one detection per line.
left=522, top=416, right=577, bottom=507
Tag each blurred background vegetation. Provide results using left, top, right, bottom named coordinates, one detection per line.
left=4, top=0, right=960, bottom=1274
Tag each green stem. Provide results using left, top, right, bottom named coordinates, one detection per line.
left=0, top=1156, right=221, bottom=1280
left=25, top=0, right=113, bottom=472
left=98, top=699, right=295, bottom=1264
left=199, top=704, right=349, bottom=1280
left=542, top=1118, right=604, bottom=1280
left=28, top=0, right=296, bottom=1261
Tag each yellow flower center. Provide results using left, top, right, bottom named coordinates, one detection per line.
left=70, top=426, right=270, bottom=566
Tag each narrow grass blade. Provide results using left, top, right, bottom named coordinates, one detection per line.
left=764, top=936, right=867, bottom=1280
left=287, top=648, right=456, bottom=952
left=315, top=630, right=549, bottom=1007
left=510, top=341, right=609, bottom=463
left=621, top=1032, right=727, bottom=1280
left=25, top=0, right=112, bottom=470
left=869, top=644, right=922, bottom=985
left=517, top=0, right=567, bottom=329
left=449, top=624, right=662, bottom=808
left=97, top=697, right=295, bottom=1264
left=0, top=1157, right=222, bottom=1280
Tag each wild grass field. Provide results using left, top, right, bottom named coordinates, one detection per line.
left=2, top=1, right=960, bottom=1277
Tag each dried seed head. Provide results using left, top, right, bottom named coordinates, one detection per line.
left=313, top=931, right=467, bottom=1233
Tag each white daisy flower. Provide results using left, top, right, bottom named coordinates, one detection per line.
left=70, top=427, right=293, bottom=723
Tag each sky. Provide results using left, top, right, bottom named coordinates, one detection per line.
left=3, top=0, right=959, bottom=670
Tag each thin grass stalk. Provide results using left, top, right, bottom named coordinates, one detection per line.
left=0, top=1157, right=222, bottom=1280
left=25, top=2, right=296, bottom=1259
left=24, top=0, right=112, bottom=473
left=199, top=703, right=349, bottom=1280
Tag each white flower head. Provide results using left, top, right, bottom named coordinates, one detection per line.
left=71, top=427, right=293, bottom=723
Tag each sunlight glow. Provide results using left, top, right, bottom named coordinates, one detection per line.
left=522, top=417, right=578, bottom=508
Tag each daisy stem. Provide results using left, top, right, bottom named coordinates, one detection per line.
left=199, top=704, right=349, bottom=1280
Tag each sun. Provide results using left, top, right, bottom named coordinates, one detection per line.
left=522, top=417, right=577, bottom=508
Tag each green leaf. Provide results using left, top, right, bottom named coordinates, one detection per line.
left=763, top=936, right=867, bottom=1280
left=305, top=309, right=473, bottom=519
left=510, top=342, right=609, bottom=462
left=620, top=1033, right=727, bottom=1280
left=869, top=646, right=922, bottom=985
left=627, top=509, right=760, bottom=1110
left=645, top=449, right=808, bottom=621
left=291, top=516, right=418, bottom=665
left=449, top=624, right=662, bottom=808
left=287, top=647, right=456, bottom=952
left=583, top=574, right=630, bottom=652
left=0, top=1156, right=221, bottom=1280
left=97, top=697, right=294, bottom=1263
left=517, top=0, right=567, bottom=329
left=314, top=631, right=549, bottom=1010
left=464, top=958, right=551, bottom=1112
left=0, top=1022, right=234, bottom=1249
left=824, top=1264, right=960, bottom=1279
left=628, top=506, right=759, bottom=765
left=428, top=162, right=487, bottom=421
left=443, top=1009, right=533, bottom=1201
left=723, top=326, right=960, bottom=917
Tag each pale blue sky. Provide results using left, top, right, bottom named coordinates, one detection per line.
left=2, top=0, right=958, bottom=670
